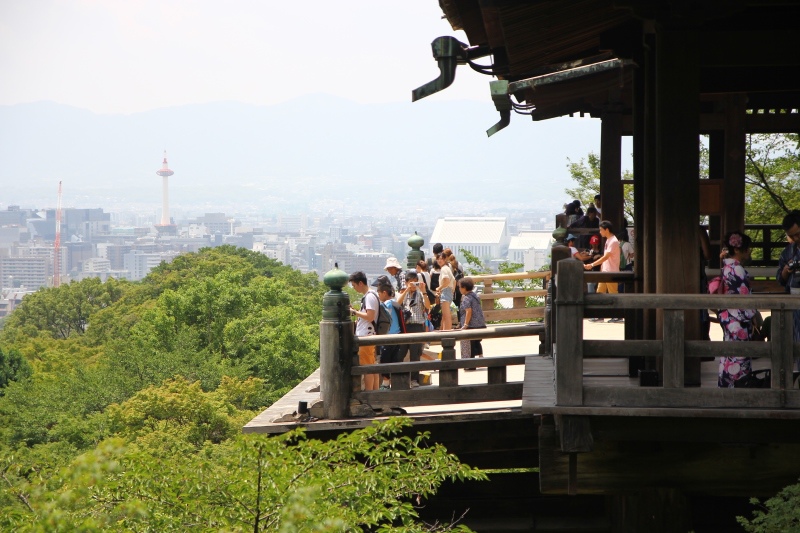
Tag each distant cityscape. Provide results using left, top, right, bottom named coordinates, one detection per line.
left=0, top=200, right=558, bottom=317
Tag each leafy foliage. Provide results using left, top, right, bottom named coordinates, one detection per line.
left=0, top=246, right=483, bottom=531
left=564, top=152, right=634, bottom=222
left=0, top=347, right=31, bottom=393
left=744, top=133, right=800, bottom=224
left=737, top=480, right=800, bottom=532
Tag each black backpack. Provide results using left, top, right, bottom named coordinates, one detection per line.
left=364, top=291, right=393, bottom=335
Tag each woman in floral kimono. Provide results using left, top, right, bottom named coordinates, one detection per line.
left=718, top=231, right=758, bottom=387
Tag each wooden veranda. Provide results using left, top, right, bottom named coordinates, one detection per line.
left=244, top=2, right=800, bottom=530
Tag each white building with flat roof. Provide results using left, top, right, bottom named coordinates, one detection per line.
left=508, top=231, right=553, bottom=271
left=429, top=217, right=510, bottom=261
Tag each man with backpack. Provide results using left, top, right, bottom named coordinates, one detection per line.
left=376, top=282, right=406, bottom=390
left=348, top=271, right=380, bottom=391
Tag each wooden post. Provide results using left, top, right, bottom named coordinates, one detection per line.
left=482, top=279, right=494, bottom=314
left=655, top=26, right=701, bottom=385
left=319, top=273, right=354, bottom=419
left=548, top=245, right=572, bottom=356
left=662, top=309, right=685, bottom=388
left=722, top=93, right=747, bottom=239
left=600, top=100, right=624, bottom=233
left=555, top=259, right=585, bottom=406
left=439, top=337, right=458, bottom=387
left=770, top=308, right=795, bottom=393
left=642, top=30, right=658, bottom=345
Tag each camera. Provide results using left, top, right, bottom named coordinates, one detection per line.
left=788, top=260, right=799, bottom=273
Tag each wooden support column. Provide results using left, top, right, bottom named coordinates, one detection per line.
left=655, top=26, right=701, bottom=384
left=722, top=93, right=747, bottom=237
left=555, top=259, right=585, bottom=406
left=707, top=132, right=724, bottom=269
left=600, top=100, right=624, bottom=232
left=642, top=30, right=658, bottom=343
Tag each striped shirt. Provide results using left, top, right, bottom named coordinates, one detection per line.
left=403, top=290, right=428, bottom=324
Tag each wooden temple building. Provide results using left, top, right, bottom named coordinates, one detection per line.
left=245, top=2, right=800, bottom=531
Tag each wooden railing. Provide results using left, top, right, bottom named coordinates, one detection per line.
left=470, top=271, right=550, bottom=322
left=352, top=324, right=543, bottom=409
left=555, top=259, right=800, bottom=411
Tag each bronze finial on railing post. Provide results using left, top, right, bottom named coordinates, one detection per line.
left=407, top=231, right=425, bottom=269
left=319, top=263, right=355, bottom=419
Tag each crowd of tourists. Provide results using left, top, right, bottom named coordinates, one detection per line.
left=348, top=243, right=486, bottom=391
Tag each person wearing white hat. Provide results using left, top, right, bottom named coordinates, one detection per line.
left=383, top=256, right=405, bottom=292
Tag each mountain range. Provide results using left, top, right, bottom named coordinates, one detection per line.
left=0, top=96, right=603, bottom=216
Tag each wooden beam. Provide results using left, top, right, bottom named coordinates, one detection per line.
left=539, top=424, right=800, bottom=496
left=354, top=382, right=523, bottom=408
left=699, top=30, right=800, bottom=67
left=581, top=386, right=800, bottom=409
left=351, top=354, right=528, bottom=375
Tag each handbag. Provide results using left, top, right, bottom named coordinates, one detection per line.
left=733, top=369, right=771, bottom=388
left=428, top=303, right=442, bottom=330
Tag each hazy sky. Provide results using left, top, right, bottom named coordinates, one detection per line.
left=0, top=1, right=489, bottom=114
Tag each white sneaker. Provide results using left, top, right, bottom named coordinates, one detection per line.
left=410, top=380, right=420, bottom=389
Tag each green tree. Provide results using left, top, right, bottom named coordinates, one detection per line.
left=2, top=277, right=126, bottom=341
left=745, top=133, right=800, bottom=224
left=4, top=409, right=484, bottom=532
left=565, top=152, right=635, bottom=222
left=0, top=347, right=32, bottom=394
left=737, top=479, right=800, bottom=532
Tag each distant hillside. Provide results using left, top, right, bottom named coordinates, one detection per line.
left=0, top=96, right=602, bottom=213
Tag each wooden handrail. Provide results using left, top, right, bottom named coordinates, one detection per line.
left=355, top=323, right=543, bottom=347
left=470, top=271, right=550, bottom=282
left=585, top=292, right=800, bottom=310
left=554, top=257, right=800, bottom=411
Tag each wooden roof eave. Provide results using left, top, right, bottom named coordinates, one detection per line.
left=508, top=61, right=635, bottom=121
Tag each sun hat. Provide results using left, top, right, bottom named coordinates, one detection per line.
left=566, top=234, right=577, bottom=242
left=383, top=257, right=403, bottom=270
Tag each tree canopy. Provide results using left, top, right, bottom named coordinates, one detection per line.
left=0, top=245, right=484, bottom=531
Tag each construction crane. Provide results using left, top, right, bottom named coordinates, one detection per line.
left=54, top=181, right=62, bottom=287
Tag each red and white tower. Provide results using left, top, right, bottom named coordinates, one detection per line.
left=155, top=151, right=175, bottom=231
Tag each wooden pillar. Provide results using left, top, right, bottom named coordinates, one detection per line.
left=600, top=101, right=624, bottom=232
left=555, top=259, right=585, bottom=406
left=655, top=26, right=701, bottom=384
left=707, top=131, right=725, bottom=268
left=722, top=93, right=747, bottom=237
left=642, top=30, right=658, bottom=343
left=319, top=291, right=355, bottom=419
left=631, top=42, right=646, bottom=350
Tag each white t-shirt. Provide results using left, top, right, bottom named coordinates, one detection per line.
left=438, top=264, right=454, bottom=288
left=621, top=241, right=634, bottom=264
left=356, top=290, right=379, bottom=336
left=569, top=246, right=580, bottom=259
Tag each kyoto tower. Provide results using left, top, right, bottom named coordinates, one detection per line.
left=155, top=151, right=175, bottom=231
